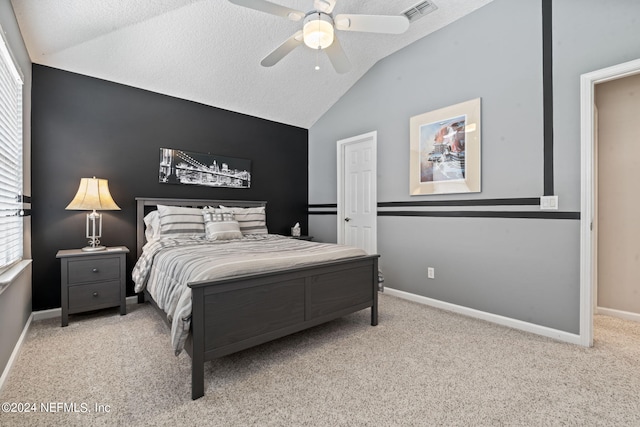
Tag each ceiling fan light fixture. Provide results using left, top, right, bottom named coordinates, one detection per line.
left=303, top=13, right=334, bottom=49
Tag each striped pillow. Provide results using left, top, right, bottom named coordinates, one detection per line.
left=202, top=208, right=242, bottom=240
left=157, top=205, right=205, bottom=238
left=219, top=205, right=267, bottom=235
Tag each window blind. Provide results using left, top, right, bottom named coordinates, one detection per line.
left=0, top=29, right=24, bottom=271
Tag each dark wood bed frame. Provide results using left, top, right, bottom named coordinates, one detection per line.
left=135, top=197, right=380, bottom=399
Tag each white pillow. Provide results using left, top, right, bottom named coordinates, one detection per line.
left=157, top=205, right=205, bottom=238
left=143, top=211, right=161, bottom=241
left=219, top=205, right=267, bottom=235
left=202, top=208, right=243, bottom=240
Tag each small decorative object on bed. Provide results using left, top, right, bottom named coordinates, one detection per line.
left=133, top=197, right=379, bottom=399
left=409, top=98, right=481, bottom=195
left=159, top=148, right=251, bottom=189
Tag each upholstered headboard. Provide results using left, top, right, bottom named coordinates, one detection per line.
left=135, top=197, right=267, bottom=258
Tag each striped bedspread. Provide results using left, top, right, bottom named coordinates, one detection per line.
left=132, top=234, right=367, bottom=355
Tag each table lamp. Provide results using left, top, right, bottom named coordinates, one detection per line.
left=65, top=177, right=120, bottom=251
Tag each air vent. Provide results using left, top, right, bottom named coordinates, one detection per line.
left=401, top=0, right=438, bottom=23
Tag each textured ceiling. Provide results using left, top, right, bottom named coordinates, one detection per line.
left=11, top=0, right=493, bottom=128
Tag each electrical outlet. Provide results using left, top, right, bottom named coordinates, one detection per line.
left=427, top=267, right=435, bottom=279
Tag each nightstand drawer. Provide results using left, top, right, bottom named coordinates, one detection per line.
left=67, top=257, right=121, bottom=284
left=68, top=280, right=120, bottom=312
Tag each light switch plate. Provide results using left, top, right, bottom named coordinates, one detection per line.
left=540, top=195, right=558, bottom=210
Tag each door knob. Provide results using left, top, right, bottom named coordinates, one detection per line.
left=344, top=217, right=352, bottom=222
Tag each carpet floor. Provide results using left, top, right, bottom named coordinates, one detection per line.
left=1, top=294, right=640, bottom=426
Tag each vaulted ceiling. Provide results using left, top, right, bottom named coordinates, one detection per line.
left=11, top=0, right=493, bottom=128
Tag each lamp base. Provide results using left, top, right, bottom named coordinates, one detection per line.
left=81, top=245, right=106, bottom=252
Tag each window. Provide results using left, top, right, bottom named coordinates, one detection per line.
left=0, top=28, right=24, bottom=271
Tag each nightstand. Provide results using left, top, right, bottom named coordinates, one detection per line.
left=291, top=235, right=313, bottom=241
left=56, top=246, right=129, bottom=327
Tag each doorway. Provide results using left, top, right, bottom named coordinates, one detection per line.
left=594, top=73, right=640, bottom=323
left=337, top=131, right=377, bottom=254
left=580, top=58, right=640, bottom=347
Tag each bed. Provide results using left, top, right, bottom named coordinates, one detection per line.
left=133, top=197, right=380, bottom=399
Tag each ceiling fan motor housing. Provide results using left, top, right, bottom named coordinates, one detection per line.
left=303, top=12, right=334, bottom=49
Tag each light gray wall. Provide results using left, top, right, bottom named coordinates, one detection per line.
left=309, top=0, right=640, bottom=334
left=553, top=0, right=640, bottom=211
left=1, top=0, right=32, bottom=378
left=311, top=0, right=544, bottom=206
left=0, top=265, right=31, bottom=379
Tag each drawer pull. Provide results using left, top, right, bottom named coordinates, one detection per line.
left=92, top=268, right=99, bottom=273
left=93, top=292, right=99, bottom=297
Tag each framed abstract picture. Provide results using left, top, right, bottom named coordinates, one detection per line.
left=409, top=98, right=481, bottom=195
left=159, top=148, right=251, bottom=189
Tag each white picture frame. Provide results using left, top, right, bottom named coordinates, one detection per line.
left=409, top=98, right=481, bottom=195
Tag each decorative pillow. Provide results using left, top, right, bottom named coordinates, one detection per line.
left=202, top=208, right=243, bottom=240
left=157, top=205, right=205, bottom=238
left=143, top=211, right=161, bottom=241
left=219, top=205, right=268, bottom=235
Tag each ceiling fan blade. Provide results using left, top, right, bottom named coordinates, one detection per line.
left=260, top=31, right=304, bottom=67
left=228, top=0, right=305, bottom=21
left=334, top=14, right=410, bottom=34
left=313, top=0, right=336, bottom=14
left=325, top=36, right=351, bottom=74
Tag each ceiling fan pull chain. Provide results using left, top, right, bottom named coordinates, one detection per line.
left=315, top=13, right=321, bottom=70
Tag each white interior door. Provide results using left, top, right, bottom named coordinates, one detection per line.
left=337, top=131, right=377, bottom=254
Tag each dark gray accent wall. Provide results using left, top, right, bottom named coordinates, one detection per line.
left=31, top=65, right=308, bottom=311
left=308, top=0, right=640, bottom=334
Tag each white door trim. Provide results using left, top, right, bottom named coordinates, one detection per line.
left=337, top=131, right=377, bottom=252
left=580, top=58, right=640, bottom=347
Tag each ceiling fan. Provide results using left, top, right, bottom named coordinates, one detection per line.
left=228, top=0, right=410, bottom=73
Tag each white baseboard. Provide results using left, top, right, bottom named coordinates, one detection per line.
left=32, top=296, right=140, bottom=321
left=383, top=287, right=583, bottom=345
left=596, top=306, right=640, bottom=323
left=0, top=313, right=33, bottom=394
left=32, top=307, right=61, bottom=321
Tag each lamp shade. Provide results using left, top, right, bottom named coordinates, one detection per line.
left=303, top=13, right=334, bottom=50
left=65, top=177, right=120, bottom=211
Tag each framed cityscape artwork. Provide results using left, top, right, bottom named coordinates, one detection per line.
left=409, top=98, right=481, bottom=195
left=159, top=148, right=251, bottom=189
